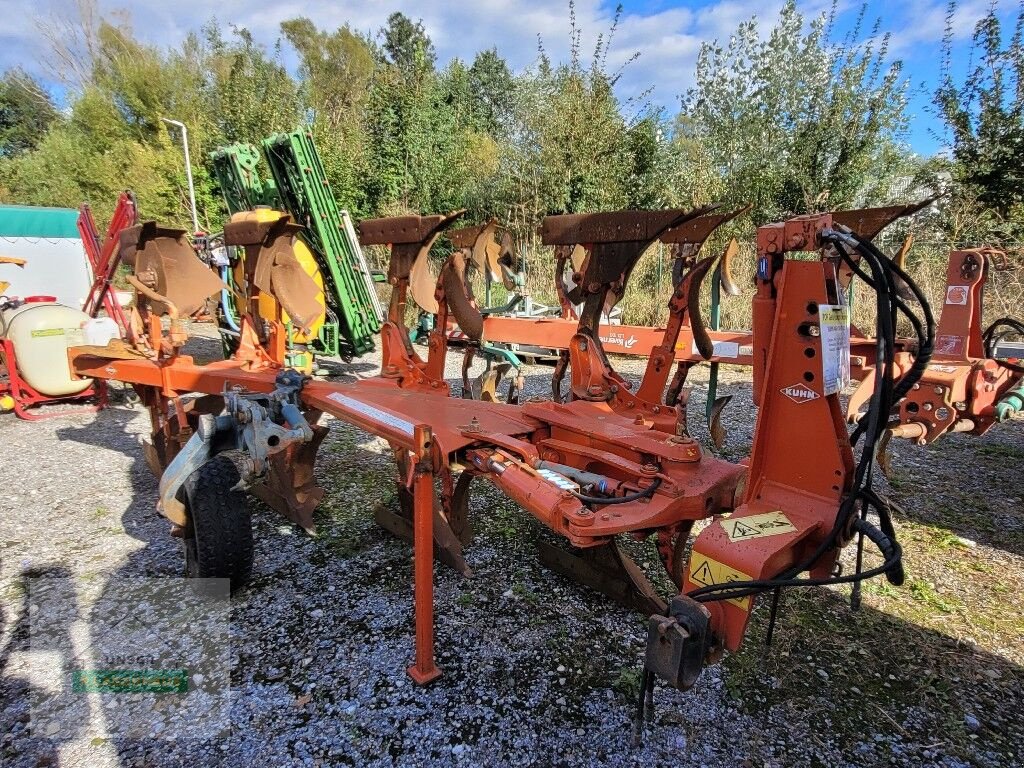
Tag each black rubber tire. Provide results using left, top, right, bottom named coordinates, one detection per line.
left=181, top=454, right=253, bottom=592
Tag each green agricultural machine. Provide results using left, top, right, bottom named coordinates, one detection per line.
left=210, top=131, right=384, bottom=367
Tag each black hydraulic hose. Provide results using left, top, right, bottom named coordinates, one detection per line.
left=855, top=234, right=935, bottom=399
left=852, top=517, right=904, bottom=586
left=983, top=317, right=1024, bottom=374
left=570, top=476, right=662, bottom=506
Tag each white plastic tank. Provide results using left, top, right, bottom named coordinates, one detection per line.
left=83, top=316, right=120, bottom=347
left=1, top=296, right=92, bottom=396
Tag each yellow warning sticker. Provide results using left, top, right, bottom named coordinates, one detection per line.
left=688, top=555, right=753, bottom=610
left=722, top=511, right=797, bottom=542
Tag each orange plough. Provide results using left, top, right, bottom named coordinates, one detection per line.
left=70, top=210, right=929, bottom=736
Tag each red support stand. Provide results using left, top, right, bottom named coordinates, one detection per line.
left=0, top=339, right=107, bottom=421
left=407, top=424, right=441, bottom=685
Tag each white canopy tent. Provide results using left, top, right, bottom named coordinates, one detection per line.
left=0, top=205, right=94, bottom=308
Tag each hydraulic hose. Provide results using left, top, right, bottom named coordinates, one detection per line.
left=983, top=317, right=1024, bottom=374
left=570, top=476, right=662, bottom=506
left=220, top=265, right=241, bottom=333
left=852, top=517, right=904, bottom=586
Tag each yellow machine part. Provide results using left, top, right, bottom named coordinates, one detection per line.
left=228, top=209, right=327, bottom=345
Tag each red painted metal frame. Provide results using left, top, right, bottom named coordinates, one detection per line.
left=79, top=192, right=137, bottom=339
left=408, top=424, right=441, bottom=684
left=686, top=252, right=854, bottom=649
left=482, top=315, right=755, bottom=365
left=1, top=338, right=106, bottom=421
left=845, top=249, right=1021, bottom=442
left=479, top=247, right=1018, bottom=445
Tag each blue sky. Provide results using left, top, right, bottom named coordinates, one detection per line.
left=2, top=0, right=1020, bottom=155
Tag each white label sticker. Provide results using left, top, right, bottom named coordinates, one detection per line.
left=945, top=285, right=969, bottom=305
left=693, top=339, right=739, bottom=358
left=819, top=305, right=851, bottom=396
left=64, top=328, right=85, bottom=347
left=325, top=392, right=415, bottom=436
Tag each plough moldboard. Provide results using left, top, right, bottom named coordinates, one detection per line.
left=71, top=208, right=934, bottom=735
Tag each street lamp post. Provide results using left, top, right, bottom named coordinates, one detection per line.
left=160, top=117, right=200, bottom=234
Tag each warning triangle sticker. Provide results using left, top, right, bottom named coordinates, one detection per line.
left=730, top=520, right=760, bottom=539
left=722, top=511, right=798, bottom=542
left=691, top=561, right=715, bottom=586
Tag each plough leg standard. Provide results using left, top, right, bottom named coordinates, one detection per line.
left=69, top=210, right=921, bottom=729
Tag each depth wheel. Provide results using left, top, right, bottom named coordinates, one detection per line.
left=181, top=454, right=253, bottom=592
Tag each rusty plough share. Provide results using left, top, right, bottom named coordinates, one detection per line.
left=69, top=207, right=984, bottom=736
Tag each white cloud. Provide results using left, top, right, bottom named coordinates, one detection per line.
left=883, top=0, right=1003, bottom=56
left=1, top=0, right=1016, bottom=118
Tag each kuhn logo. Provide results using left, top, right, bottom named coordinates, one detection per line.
left=780, top=383, right=819, bottom=403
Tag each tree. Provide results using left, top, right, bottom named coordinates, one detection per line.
left=678, top=0, right=909, bottom=223
left=0, top=71, right=60, bottom=156
left=364, top=61, right=466, bottom=215
left=381, top=13, right=436, bottom=79
left=935, top=5, right=1024, bottom=221
left=493, top=2, right=658, bottom=234
left=281, top=18, right=376, bottom=131
left=281, top=18, right=378, bottom=214
left=207, top=26, right=301, bottom=146
left=35, top=0, right=103, bottom=90
left=469, top=49, right=515, bottom=135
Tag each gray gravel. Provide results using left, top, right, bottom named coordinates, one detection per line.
left=0, top=326, right=1019, bottom=767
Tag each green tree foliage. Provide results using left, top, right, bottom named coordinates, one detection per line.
left=206, top=27, right=301, bottom=146
left=0, top=16, right=301, bottom=229
left=468, top=49, right=515, bottom=135
left=0, top=1, right=938, bottom=250
left=0, top=71, right=60, bottom=156
left=280, top=18, right=376, bottom=214
left=0, top=86, right=178, bottom=221
left=490, top=3, right=667, bottom=244
left=281, top=18, right=376, bottom=130
left=935, top=4, right=1024, bottom=230
left=678, top=0, right=909, bottom=223
left=381, top=13, right=436, bottom=79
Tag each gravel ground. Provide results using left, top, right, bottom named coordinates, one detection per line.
left=1, top=325, right=1022, bottom=768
